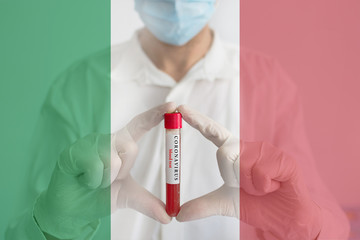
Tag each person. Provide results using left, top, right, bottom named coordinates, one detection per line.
left=5, top=0, right=350, bottom=239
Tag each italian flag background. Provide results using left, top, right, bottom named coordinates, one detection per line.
left=0, top=2, right=239, bottom=238
left=1, top=0, right=360, bottom=239
left=0, top=1, right=111, bottom=238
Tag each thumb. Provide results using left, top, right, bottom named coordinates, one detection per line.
left=176, top=185, right=239, bottom=222
left=58, top=133, right=105, bottom=189
left=115, top=176, right=172, bottom=224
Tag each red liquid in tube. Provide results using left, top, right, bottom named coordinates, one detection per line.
left=164, top=112, right=182, bottom=217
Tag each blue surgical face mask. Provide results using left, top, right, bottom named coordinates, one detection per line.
left=135, top=0, right=216, bottom=46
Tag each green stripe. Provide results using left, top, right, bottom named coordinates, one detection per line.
left=0, top=1, right=111, bottom=239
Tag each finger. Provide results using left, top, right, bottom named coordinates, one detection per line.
left=176, top=185, right=239, bottom=222
left=113, top=129, right=139, bottom=180
left=240, top=141, right=277, bottom=195
left=233, top=152, right=240, bottom=183
left=240, top=188, right=262, bottom=225
left=252, top=165, right=281, bottom=194
left=256, top=142, right=298, bottom=183
left=127, top=102, right=176, bottom=142
left=58, top=134, right=105, bottom=189
left=177, top=105, right=231, bottom=148
left=239, top=141, right=265, bottom=196
left=112, top=103, right=176, bottom=180
left=251, top=142, right=298, bottom=194
left=116, top=177, right=172, bottom=224
left=110, top=133, right=122, bottom=183
left=240, top=188, right=285, bottom=234
left=240, top=141, right=297, bottom=195
left=216, top=137, right=240, bottom=187
left=97, top=134, right=111, bottom=188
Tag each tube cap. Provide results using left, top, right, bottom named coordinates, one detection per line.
left=164, top=112, right=182, bottom=129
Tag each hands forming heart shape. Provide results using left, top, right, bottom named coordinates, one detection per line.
left=111, top=103, right=239, bottom=224
left=35, top=102, right=320, bottom=240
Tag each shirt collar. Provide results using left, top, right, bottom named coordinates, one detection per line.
left=112, top=29, right=228, bottom=87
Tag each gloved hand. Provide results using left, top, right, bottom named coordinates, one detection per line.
left=239, top=141, right=322, bottom=240
left=34, top=103, right=175, bottom=239
left=176, top=105, right=322, bottom=240
left=176, top=104, right=240, bottom=221
left=110, top=102, right=176, bottom=223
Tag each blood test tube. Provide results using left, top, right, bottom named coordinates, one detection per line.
left=164, top=112, right=182, bottom=217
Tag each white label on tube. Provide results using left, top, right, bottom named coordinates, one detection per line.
left=166, top=134, right=180, bottom=184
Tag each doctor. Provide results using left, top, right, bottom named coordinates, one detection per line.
left=6, top=0, right=349, bottom=239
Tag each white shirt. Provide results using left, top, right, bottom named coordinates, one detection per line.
left=111, top=30, right=239, bottom=240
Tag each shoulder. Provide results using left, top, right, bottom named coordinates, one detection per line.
left=111, top=39, right=134, bottom=65
left=240, top=49, right=302, bottom=141
left=222, top=42, right=240, bottom=72
left=240, top=47, right=297, bottom=95
left=43, top=47, right=112, bottom=120
left=241, top=48, right=278, bottom=84
left=111, top=37, right=145, bottom=82
left=50, top=48, right=110, bottom=93
left=55, top=38, right=135, bottom=90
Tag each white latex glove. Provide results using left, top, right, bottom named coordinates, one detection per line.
left=238, top=141, right=322, bottom=239
left=176, top=105, right=240, bottom=221
left=111, top=102, right=176, bottom=223
left=34, top=103, right=175, bottom=239
left=176, top=105, right=322, bottom=240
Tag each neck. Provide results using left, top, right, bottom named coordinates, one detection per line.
left=139, top=26, right=213, bottom=82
